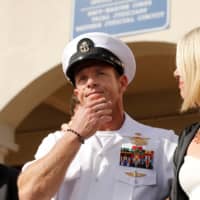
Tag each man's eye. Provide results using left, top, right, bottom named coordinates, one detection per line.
left=78, top=76, right=87, bottom=83
left=98, top=71, right=106, bottom=75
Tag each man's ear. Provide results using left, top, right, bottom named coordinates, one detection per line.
left=73, top=88, right=79, bottom=98
left=119, top=75, right=128, bottom=92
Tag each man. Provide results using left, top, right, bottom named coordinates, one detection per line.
left=18, top=32, right=177, bottom=200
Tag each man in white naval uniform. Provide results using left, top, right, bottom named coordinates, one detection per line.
left=18, top=32, right=178, bottom=200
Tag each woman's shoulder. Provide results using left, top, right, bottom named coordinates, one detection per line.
left=178, top=122, right=200, bottom=142
left=174, top=122, right=200, bottom=165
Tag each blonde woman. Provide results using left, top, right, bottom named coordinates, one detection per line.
left=171, top=27, right=200, bottom=200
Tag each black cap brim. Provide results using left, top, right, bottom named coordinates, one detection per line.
left=66, top=47, right=124, bottom=85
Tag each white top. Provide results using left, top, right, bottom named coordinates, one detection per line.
left=23, top=113, right=178, bottom=200
left=179, top=155, right=200, bottom=200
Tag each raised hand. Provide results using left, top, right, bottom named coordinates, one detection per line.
left=69, top=93, right=112, bottom=139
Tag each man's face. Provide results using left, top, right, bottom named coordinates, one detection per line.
left=73, top=64, right=128, bottom=106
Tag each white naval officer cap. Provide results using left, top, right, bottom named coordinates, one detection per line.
left=62, top=32, right=136, bottom=85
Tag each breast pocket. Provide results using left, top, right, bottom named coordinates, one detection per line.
left=112, top=166, right=157, bottom=200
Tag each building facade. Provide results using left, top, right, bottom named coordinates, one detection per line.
left=1, top=0, right=200, bottom=166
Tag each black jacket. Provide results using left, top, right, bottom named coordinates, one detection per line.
left=170, top=122, right=200, bottom=200
left=0, top=164, right=20, bottom=200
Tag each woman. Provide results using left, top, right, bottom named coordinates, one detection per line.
left=171, top=27, right=200, bottom=200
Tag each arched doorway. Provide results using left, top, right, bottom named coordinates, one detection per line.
left=4, top=41, right=200, bottom=166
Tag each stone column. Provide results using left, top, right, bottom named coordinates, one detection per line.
left=0, top=123, right=18, bottom=163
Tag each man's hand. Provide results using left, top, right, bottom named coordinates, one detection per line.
left=68, top=93, right=112, bottom=139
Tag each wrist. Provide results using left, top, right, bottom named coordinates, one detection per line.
left=65, top=128, right=84, bottom=144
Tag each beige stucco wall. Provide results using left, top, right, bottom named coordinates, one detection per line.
left=1, top=0, right=200, bottom=162
left=1, top=0, right=71, bottom=111
left=2, top=0, right=200, bottom=113
left=1, top=0, right=72, bottom=159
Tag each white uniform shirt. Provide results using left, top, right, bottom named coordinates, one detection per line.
left=24, top=113, right=177, bottom=200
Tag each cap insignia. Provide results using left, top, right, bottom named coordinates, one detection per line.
left=77, top=38, right=94, bottom=53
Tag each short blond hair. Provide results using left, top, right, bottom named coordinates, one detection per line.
left=176, top=27, right=200, bottom=111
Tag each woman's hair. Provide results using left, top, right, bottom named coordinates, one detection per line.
left=176, top=26, right=200, bottom=111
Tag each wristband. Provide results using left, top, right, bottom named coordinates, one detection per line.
left=66, top=128, right=84, bottom=144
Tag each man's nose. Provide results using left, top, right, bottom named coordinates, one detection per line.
left=87, top=76, right=97, bottom=87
